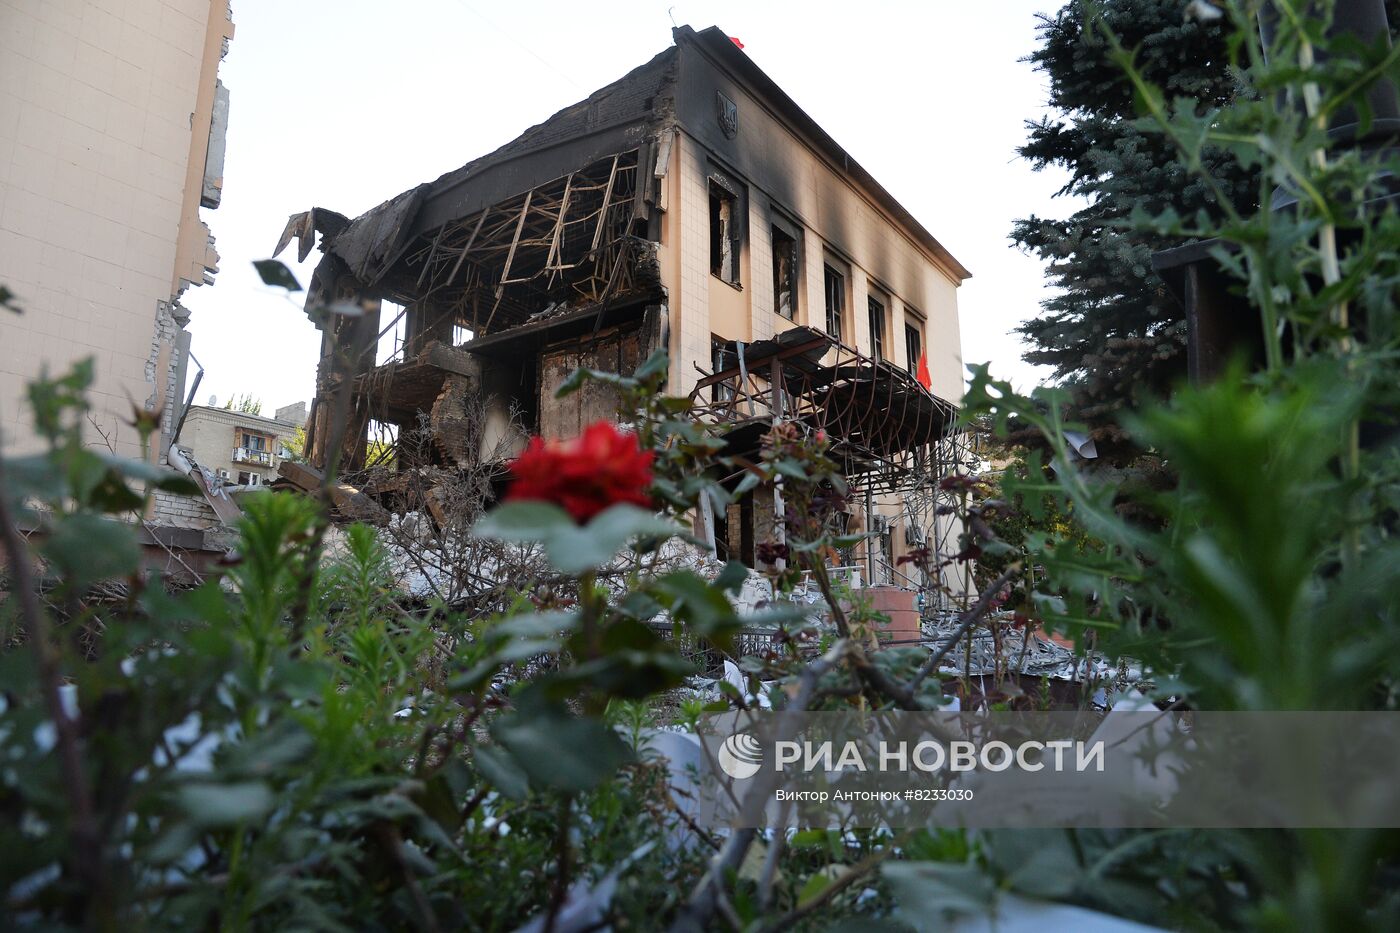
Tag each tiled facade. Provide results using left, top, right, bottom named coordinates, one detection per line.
left=651, top=35, right=968, bottom=586
left=657, top=96, right=964, bottom=408
left=0, top=0, right=233, bottom=460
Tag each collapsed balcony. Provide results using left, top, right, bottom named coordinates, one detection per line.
left=690, top=326, right=959, bottom=495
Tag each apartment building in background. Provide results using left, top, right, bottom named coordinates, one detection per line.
left=0, top=0, right=234, bottom=461
left=279, top=25, right=970, bottom=599
left=176, top=400, right=304, bottom=489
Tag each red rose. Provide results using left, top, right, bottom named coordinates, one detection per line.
left=505, top=421, right=655, bottom=523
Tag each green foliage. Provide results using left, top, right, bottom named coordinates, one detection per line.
left=475, top=500, right=680, bottom=575
left=955, top=3, right=1400, bottom=930
left=222, top=393, right=262, bottom=416
left=251, top=259, right=302, bottom=292
left=0, top=360, right=710, bottom=929
left=1012, top=0, right=1256, bottom=452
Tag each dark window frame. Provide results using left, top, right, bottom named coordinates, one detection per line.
left=823, top=264, right=846, bottom=342
left=711, top=335, right=735, bottom=404
left=904, top=315, right=923, bottom=376
left=770, top=222, right=799, bottom=321
left=708, top=176, right=743, bottom=286
left=867, top=293, right=887, bottom=361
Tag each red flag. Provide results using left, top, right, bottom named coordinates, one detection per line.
left=916, top=351, right=932, bottom=391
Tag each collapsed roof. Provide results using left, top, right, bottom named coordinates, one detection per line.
left=276, top=25, right=968, bottom=339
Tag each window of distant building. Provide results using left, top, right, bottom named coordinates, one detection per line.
left=867, top=292, right=888, bottom=361
left=770, top=223, right=799, bottom=320
left=236, top=471, right=261, bottom=486
left=709, top=175, right=743, bottom=286
left=240, top=431, right=267, bottom=451
left=905, top=311, right=925, bottom=376
left=823, top=263, right=846, bottom=342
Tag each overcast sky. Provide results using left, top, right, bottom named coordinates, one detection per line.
left=184, top=0, right=1070, bottom=415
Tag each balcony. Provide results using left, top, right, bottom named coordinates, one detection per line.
left=232, top=446, right=274, bottom=466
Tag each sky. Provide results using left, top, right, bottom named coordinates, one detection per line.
left=184, top=0, right=1072, bottom=415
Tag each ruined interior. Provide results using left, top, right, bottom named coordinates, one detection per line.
left=273, top=25, right=972, bottom=602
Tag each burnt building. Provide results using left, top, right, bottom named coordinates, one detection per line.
left=277, top=26, right=972, bottom=593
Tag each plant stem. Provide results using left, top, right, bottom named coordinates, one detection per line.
left=0, top=456, right=109, bottom=925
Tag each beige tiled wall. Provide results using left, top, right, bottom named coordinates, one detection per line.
left=0, top=0, right=230, bottom=458
left=660, top=121, right=964, bottom=405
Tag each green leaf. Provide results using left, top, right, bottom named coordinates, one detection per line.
left=221, top=721, right=315, bottom=778
left=178, top=781, right=275, bottom=826
left=97, top=455, right=201, bottom=496
left=490, top=701, right=631, bottom=792
left=715, top=560, right=750, bottom=594
left=732, top=471, right=762, bottom=497
left=773, top=458, right=808, bottom=480
left=252, top=259, right=303, bottom=291
left=492, top=638, right=560, bottom=664
left=884, top=861, right=995, bottom=924
left=473, top=744, right=530, bottom=800
left=984, top=830, right=1081, bottom=900
left=493, top=611, right=579, bottom=640
left=650, top=570, right=741, bottom=652
left=554, top=367, right=635, bottom=399
left=554, top=505, right=679, bottom=574
left=84, top=468, right=145, bottom=512
left=552, top=619, right=694, bottom=698
left=475, top=502, right=679, bottom=573
left=797, top=869, right=840, bottom=908
left=42, top=513, right=140, bottom=591
left=2, top=454, right=66, bottom=505
left=474, top=500, right=575, bottom=541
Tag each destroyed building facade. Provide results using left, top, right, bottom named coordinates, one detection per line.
left=0, top=0, right=234, bottom=462
left=280, top=26, right=971, bottom=596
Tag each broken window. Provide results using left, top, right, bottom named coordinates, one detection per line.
left=711, top=336, right=735, bottom=403
left=709, top=180, right=741, bottom=285
left=868, top=293, right=887, bottom=361
left=241, top=432, right=267, bottom=451
left=236, top=471, right=261, bottom=486
left=823, top=264, right=845, bottom=342
left=771, top=224, right=798, bottom=320
left=905, top=316, right=923, bottom=375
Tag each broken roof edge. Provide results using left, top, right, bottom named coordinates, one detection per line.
left=675, top=25, right=972, bottom=284
left=420, top=45, right=679, bottom=207
left=300, top=46, right=680, bottom=288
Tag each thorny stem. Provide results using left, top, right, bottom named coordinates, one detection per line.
left=804, top=558, right=922, bottom=709
left=758, top=831, right=910, bottom=933
left=377, top=822, right=442, bottom=933
left=0, top=455, right=110, bottom=926
left=906, top=563, right=1023, bottom=697
left=669, top=643, right=846, bottom=933
left=544, top=795, right=573, bottom=933
left=287, top=341, right=357, bottom=648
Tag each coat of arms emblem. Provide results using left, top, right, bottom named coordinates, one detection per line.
left=716, top=91, right=738, bottom=139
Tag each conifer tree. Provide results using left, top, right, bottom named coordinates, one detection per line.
left=1012, top=0, right=1251, bottom=454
